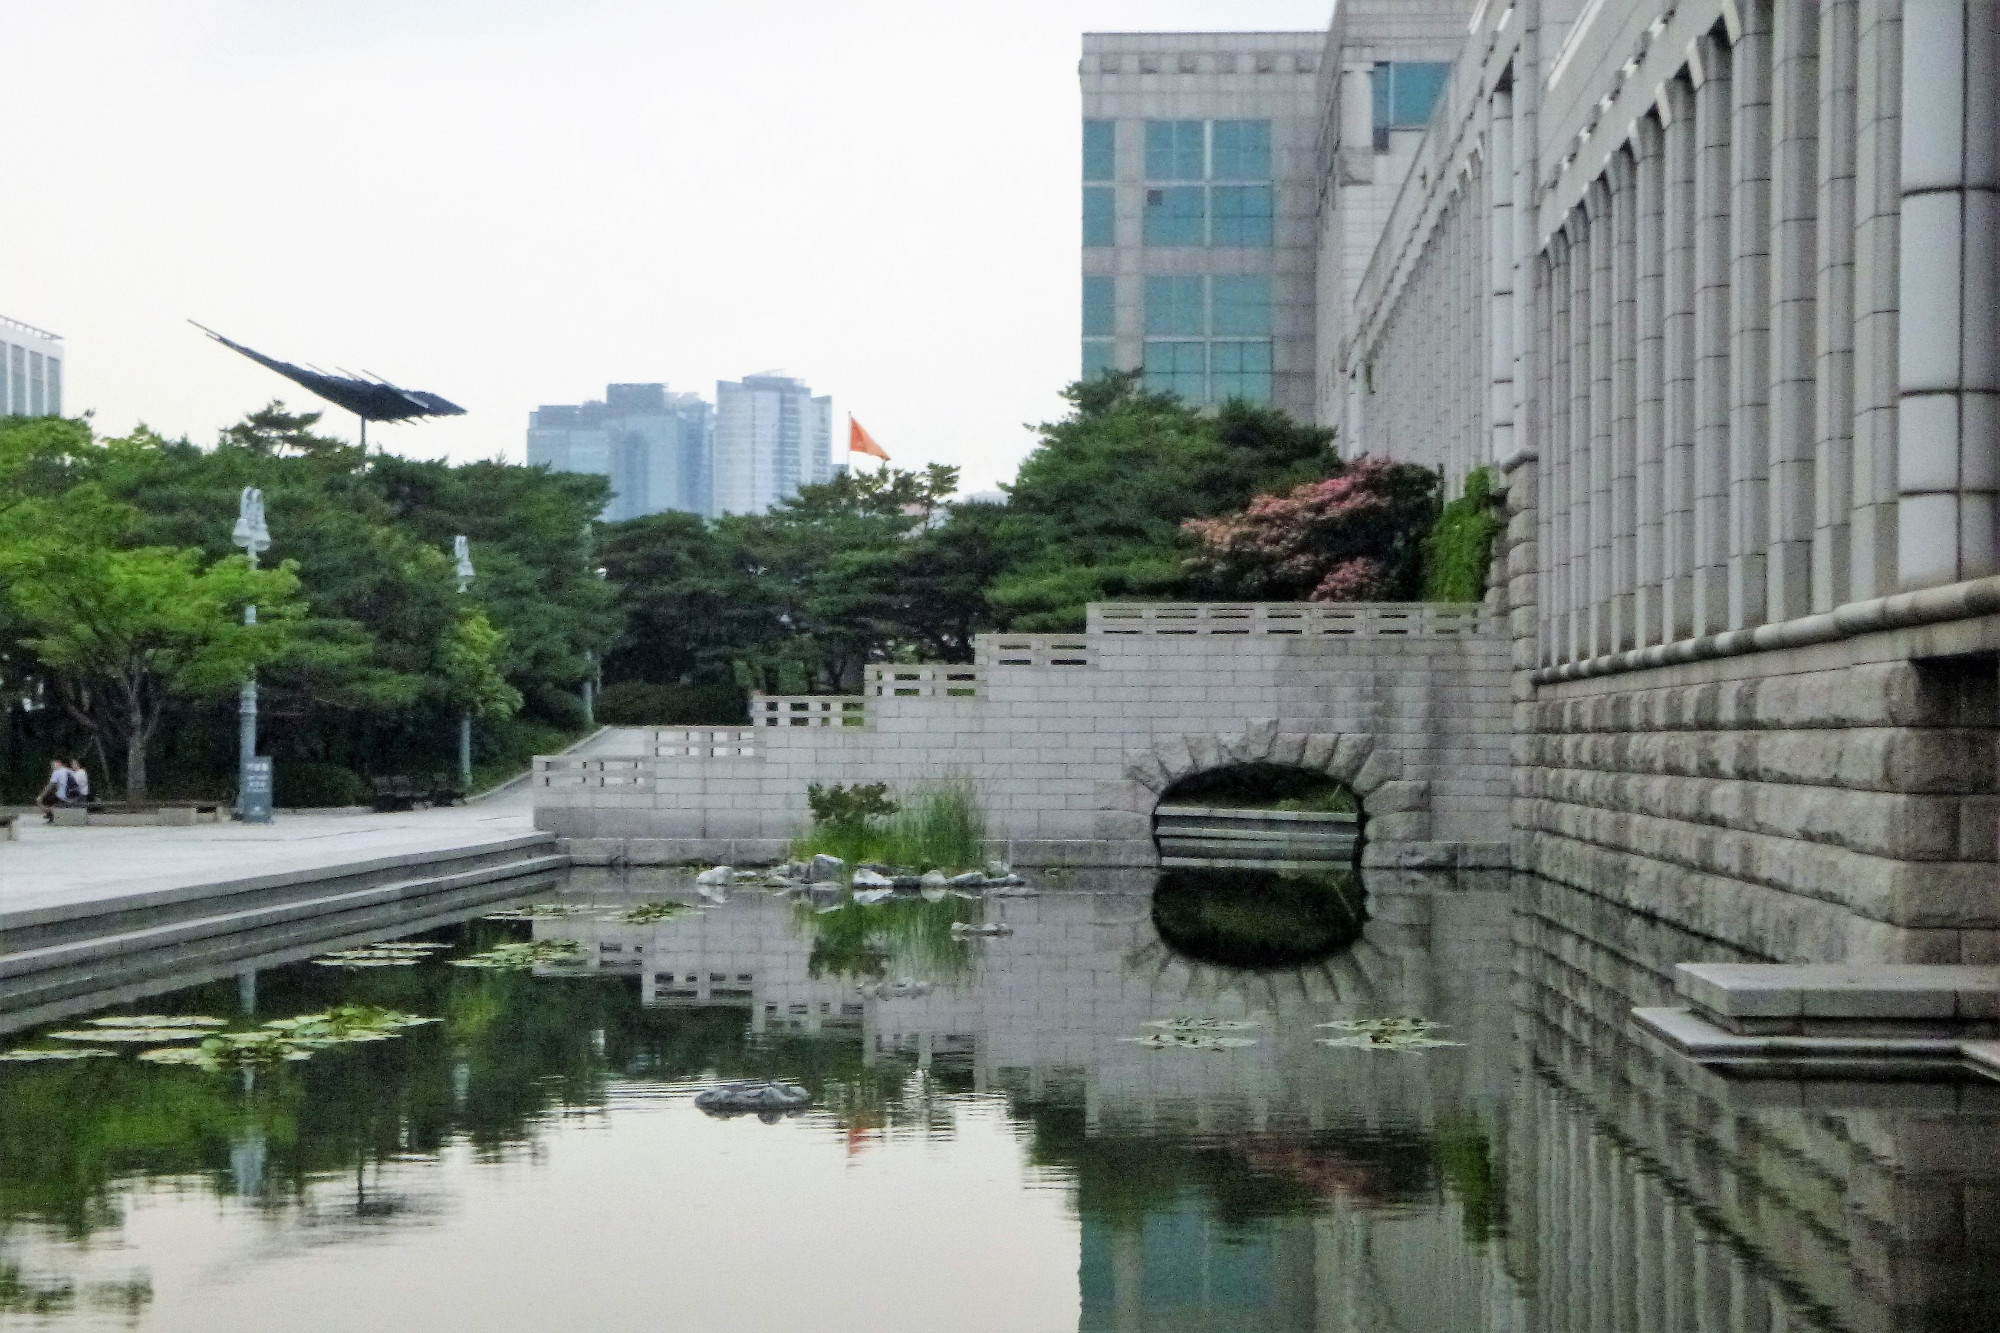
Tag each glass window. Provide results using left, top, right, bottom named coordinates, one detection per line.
left=1081, top=340, right=1116, bottom=381
left=1210, top=186, right=1274, bottom=247
left=1144, top=120, right=1205, bottom=180
left=1210, top=340, right=1273, bottom=404
left=1144, top=277, right=1205, bottom=336
left=1083, top=186, right=1114, bottom=247
left=1373, top=62, right=1451, bottom=149
left=1082, top=276, right=1115, bottom=337
left=1210, top=120, right=1271, bottom=180
left=1143, top=186, right=1205, bottom=246
left=1211, top=276, right=1272, bottom=336
left=1083, top=120, right=1115, bottom=181
left=1143, top=340, right=1206, bottom=401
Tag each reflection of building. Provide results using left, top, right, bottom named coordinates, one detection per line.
left=527, top=383, right=714, bottom=521
left=712, top=374, right=833, bottom=516
left=1, top=314, right=64, bottom=417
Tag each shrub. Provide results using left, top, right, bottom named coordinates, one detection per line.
left=807, top=781, right=899, bottom=827
left=1182, top=457, right=1439, bottom=602
left=1421, top=466, right=1505, bottom=602
left=275, top=761, right=370, bottom=808
left=792, top=777, right=987, bottom=873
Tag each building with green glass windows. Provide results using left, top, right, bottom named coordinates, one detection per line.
left=1079, top=5, right=1471, bottom=429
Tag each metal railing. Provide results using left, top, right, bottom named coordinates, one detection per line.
left=751, top=695, right=868, bottom=728
left=1087, top=602, right=1485, bottom=637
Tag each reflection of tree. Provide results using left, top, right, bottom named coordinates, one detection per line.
left=797, top=894, right=979, bottom=980
left=0, top=1262, right=152, bottom=1319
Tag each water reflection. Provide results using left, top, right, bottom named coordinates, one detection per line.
left=1151, top=866, right=1368, bottom=969
left=0, top=868, right=1992, bottom=1331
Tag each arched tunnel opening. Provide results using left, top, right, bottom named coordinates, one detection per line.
left=1152, top=762, right=1363, bottom=869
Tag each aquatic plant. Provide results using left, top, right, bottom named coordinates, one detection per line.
left=614, top=901, right=695, bottom=925
left=1141, top=1018, right=1259, bottom=1032
left=1118, top=1032, right=1258, bottom=1050
left=482, top=902, right=694, bottom=925
left=791, top=777, right=987, bottom=873
left=82, top=1016, right=226, bottom=1029
left=312, top=941, right=451, bottom=968
left=449, top=939, right=586, bottom=972
left=135, top=1005, right=439, bottom=1070
left=0, top=1048, right=117, bottom=1062
left=1315, top=1018, right=1461, bottom=1051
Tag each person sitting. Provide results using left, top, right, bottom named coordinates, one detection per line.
left=37, top=758, right=73, bottom=822
left=69, top=759, right=91, bottom=804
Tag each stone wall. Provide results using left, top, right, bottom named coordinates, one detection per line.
left=534, top=602, right=1513, bottom=868
left=1516, top=620, right=1999, bottom=963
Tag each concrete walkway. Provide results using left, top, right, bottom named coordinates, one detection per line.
left=0, top=790, right=537, bottom=921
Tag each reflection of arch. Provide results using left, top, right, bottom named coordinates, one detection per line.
left=1109, top=721, right=1433, bottom=855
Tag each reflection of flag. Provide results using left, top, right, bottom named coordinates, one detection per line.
left=849, top=416, right=890, bottom=461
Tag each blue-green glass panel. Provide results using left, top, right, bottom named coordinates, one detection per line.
left=1373, top=62, right=1392, bottom=136
left=1143, top=340, right=1206, bottom=401
left=1144, top=277, right=1204, bottom=336
left=1211, top=276, right=1271, bottom=335
left=1081, top=340, right=1116, bottom=381
left=1211, top=186, right=1273, bottom=246
left=1083, top=119, right=1115, bottom=181
left=1082, top=276, right=1115, bottom=336
left=1392, top=62, right=1451, bottom=126
left=1210, top=340, right=1273, bottom=404
left=1083, top=187, right=1114, bottom=247
left=1210, top=120, right=1270, bottom=180
left=1143, top=186, right=1205, bottom=246
left=1144, top=119, right=1205, bottom=180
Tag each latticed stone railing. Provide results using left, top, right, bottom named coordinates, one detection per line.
left=534, top=756, right=659, bottom=792
left=1087, top=602, right=1486, bottom=637
left=866, top=664, right=982, bottom=698
left=977, top=635, right=1092, bottom=668
left=751, top=695, right=868, bottom=728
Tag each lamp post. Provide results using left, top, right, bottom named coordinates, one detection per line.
left=233, top=488, right=272, bottom=822
left=453, top=535, right=474, bottom=790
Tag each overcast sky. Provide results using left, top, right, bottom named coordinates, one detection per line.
left=6, top=0, right=1332, bottom=494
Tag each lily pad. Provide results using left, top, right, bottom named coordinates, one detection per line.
left=47, top=1028, right=207, bottom=1044
left=1316, top=1031, right=1463, bottom=1051
left=83, top=1015, right=226, bottom=1028
left=449, top=939, right=584, bottom=971
left=1142, top=1018, right=1259, bottom=1032
left=615, top=901, right=695, bottom=924
left=0, top=1047, right=118, bottom=1061
left=1119, top=1033, right=1258, bottom=1050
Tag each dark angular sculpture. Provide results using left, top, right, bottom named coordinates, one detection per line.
left=192, top=322, right=465, bottom=424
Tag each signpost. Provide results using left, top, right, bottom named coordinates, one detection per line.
left=454, top=536, right=474, bottom=790
left=240, top=756, right=273, bottom=824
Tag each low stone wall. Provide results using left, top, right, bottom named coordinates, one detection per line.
left=1516, top=622, right=2000, bottom=964
left=536, top=601, right=1513, bottom=869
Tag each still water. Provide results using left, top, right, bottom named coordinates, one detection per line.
left=1, top=868, right=1994, bottom=1332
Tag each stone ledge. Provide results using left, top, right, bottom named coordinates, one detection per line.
left=1633, top=1006, right=1997, bottom=1077
left=1677, top=962, right=2000, bottom=1026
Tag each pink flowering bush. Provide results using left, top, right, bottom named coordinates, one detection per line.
left=1182, top=457, right=1439, bottom=602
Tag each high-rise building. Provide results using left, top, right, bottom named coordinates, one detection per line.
left=712, top=374, right=833, bottom=516
left=527, top=383, right=714, bottom=522
left=1078, top=12, right=1471, bottom=424
left=1079, top=33, right=1325, bottom=419
left=1, top=315, right=64, bottom=417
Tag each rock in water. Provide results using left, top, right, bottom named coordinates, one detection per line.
left=947, top=871, right=987, bottom=888
left=694, top=866, right=733, bottom=886
left=983, top=860, right=1012, bottom=879
left=807, top=854, right=845, bottom=883
left=694, top=1080, right=812, bottom=1118
left=852, top=867, right=893, bottom=888
left=852, top=887, right=895, bottom=905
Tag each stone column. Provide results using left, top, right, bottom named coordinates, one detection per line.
left=1662, top=76, right=1700, bottom=641
left=1693, top=32, right=1735, bottom=636
left=1850, top=0, right=1902, bottom=599
left=1813, top=0, right=1860, bottom=611
left=1570, top=211, right=1595, bottom=661
left=1635, top=117, right=1667, bottom=647
left=1549, top=234, right=1573, bottom=660
left=1767, top=0, right=1821, bottom=621
left=1611, top=148, right=1640, bottom=651
left=1729, top=0, right=1774, bottom=629
left=1589, top=180, right=1615, bottom=656
left=1896, top=0, right=2000, bottom=588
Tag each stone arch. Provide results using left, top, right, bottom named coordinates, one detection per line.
left=1098, top=718, right=1433, bottom=857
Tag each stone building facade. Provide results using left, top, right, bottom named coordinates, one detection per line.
left=1338, top=0, right=2000, bottom=963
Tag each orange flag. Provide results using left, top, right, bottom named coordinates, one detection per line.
left=849, top=416, right=891, bottom=461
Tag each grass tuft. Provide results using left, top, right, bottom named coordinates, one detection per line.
left=791, top=777, right=987, bottom=873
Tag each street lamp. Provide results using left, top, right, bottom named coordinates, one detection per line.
left=453, top=535, right=474, bottom=790
left=233, top=488, right=272, bottom=822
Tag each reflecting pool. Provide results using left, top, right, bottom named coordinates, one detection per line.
left=1, top=868, right=1994, bottom=1331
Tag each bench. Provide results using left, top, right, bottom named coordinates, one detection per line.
left=0, top=813, right=15, bottom=841
left=49, top=803, right=223, bottom=827
left=371, top=775, right=465, bottom=811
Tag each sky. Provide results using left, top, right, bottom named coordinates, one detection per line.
left=5, top=0, right=1332, bottom=495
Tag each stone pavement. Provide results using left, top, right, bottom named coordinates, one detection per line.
left=0, top=788, right=537, bottom=922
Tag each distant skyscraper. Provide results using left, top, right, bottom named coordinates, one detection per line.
left=712, top=374, right=833, bottom=515
left=527, top=383, right=714, bottom=521
left=0, top=314, right=64, bottom=417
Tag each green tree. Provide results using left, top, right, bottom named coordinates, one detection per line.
left=440, top=609, right=524, bottom=720
left=0, top=544, right=302, bottom=798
